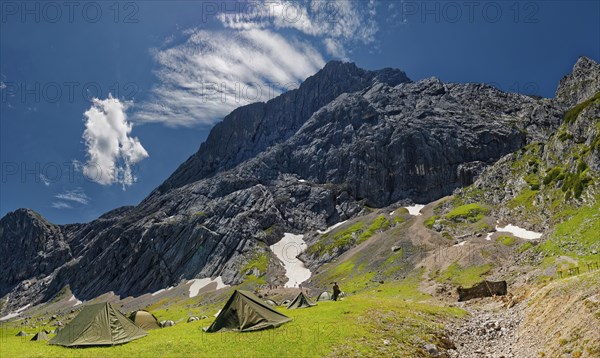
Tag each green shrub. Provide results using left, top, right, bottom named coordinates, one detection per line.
left=543, top=167, right=563, bottom=185
left=591, top=134, right=600, bottom=151
left=517, top=241, right=534, bottom=254
left=558, top=131, right=574, bottom=141
left=424, top=215, right=439, bottom=229
left=332, top=222, right=366, bottom=249
left=563, top=91, right=600, bottom=124
left=242, top=251, right=269, bottom=276
left=444, top=203, right=490, bottom=223
left=357, top=216, right=390, bottom=244
left=525, top=173, right=541, bottom=190
left=393, top=216, right=406, bottom=224
left=576, top=159, right=588, bottom=174
left=436, top=262, right=494, bottom=287
left=561, top=171, right=593, bottom=199
left=497, top=236, right=516, bottom=246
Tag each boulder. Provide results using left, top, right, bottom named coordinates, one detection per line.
left=457, top=281, right=508, bottom=302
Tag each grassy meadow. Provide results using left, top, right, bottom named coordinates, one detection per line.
left=0, top=278, right=465, bottom=358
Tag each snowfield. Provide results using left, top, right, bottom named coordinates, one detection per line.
left=269, top=233, right=312, bottom=288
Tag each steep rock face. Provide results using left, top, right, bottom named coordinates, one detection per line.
left=271, top=78, right=563, bottom=205
left=467, top=90, right=600, bottom=230
left=1, top=58, right=595, bottom=312
left=37, top=172, right=364, bottom=301
left=0, top=209, right=71, bottom=294
left=155, top=61, right=411, bottom=193
left=556, top=56, right=600, bottom=107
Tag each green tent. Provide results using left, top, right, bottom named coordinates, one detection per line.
left=205, top=290, right=291, bottom=333
left=31, top=331, right=50, bottom=341
left=128, top=310, right=160, bottom=330
left=49, top=302, right=147, bottom=347
left=264, top=299, right=277, bottom=306
left=15, top=331, right=27, bottom=337
left=317, top=291, right=331, bottom=301
left=287, top=292, right=316, bottom=309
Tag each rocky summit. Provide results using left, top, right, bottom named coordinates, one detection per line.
left=1, top=57, right=598, bottom=314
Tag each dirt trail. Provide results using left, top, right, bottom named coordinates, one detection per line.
left=445, top=298, right=532, bottom=358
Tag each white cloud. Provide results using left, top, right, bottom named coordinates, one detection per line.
left=217, top=1, right=378, bottom=48
left=323, top=38, right=347, bottom=60
left=39, top=174, right=51, bottom=186
left=83, top=96, right=149, bottom=186
left=51, top=202, right=73, bottom=209
left=55, top=188, right=89, bottom=205
left=135, top=29, right=324, bottom=127
left=135, top=1, right=380, bottom=127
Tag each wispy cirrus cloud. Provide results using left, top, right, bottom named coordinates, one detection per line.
left=134, top=0, right=380, bottom=127
left=217, top=0, right=379, bottom=58
left=51, top=201, right=73, bottom=209
left=52, top=188, right=89, bottom=209
left=55, top=188, right=90, bottom=205
left=39, top=174, right=51, bottom=186
left=135, top=28, right=324, bottom=127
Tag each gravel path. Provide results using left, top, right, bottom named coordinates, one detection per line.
left=444, top=300, right=537, bottom=358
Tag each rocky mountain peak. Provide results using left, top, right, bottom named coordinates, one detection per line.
left=154, top=61, right=411, bottom=194
left=555, top=56, right=600, bottom=107
left=1, top=208, right=48, bottom=227
left=319, top=61, right=410, bottom=87
left=0, top=209, right=71, bottom=297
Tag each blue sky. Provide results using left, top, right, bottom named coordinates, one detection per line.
left=1, top=1, right=599, bottom=224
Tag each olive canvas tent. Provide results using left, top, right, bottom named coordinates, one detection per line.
left=317, top=291, right=331, bottom=301
left=31, top=331, right=50, bottom=341
left=15, top=331, right=27, bottom=337
left=49, top=302, right=147, bottom=347
left=287, top=292, right=316, bottom=309
left=205, top=290, right=291, bottom=333
left=264, top=299, right=277, bottom=306
left=128, top=310, right=160, bottom=330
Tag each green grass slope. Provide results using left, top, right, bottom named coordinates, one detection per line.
left=0, top=279, right=465, bottom=358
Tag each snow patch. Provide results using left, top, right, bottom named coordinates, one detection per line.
left=189, top=277, right=228, bottom=298
left=151, top=286, right=175, bottom=296
left=453, top=241, right=467, bottom=247
left=269, top=233, right=312, bottom=288
left=298, top=179, right=307, bottom=183
left=0, top=304, right=31, bottom=321
left=151, top=289, right=165, bottom=296
left=484, top=232, right=493, bottom=241
left=0, top=312, right=19, bottom=321
left=496, top=224, right=542, bottom=240
left=68, top=294, right=82, bottom=306
left=404, top=204, right=425, bottom=216
left=317, top=220, right=347, bottom=235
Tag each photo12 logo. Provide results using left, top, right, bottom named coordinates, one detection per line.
left=398, top=1, right=540, bottom=24
left=1, top=81, right=138, bottom=104
left=1, top=1, right=139, bottom=24
left=1, top=161, right=142, bottom=185
left=200, top=1, right=340, bottom=24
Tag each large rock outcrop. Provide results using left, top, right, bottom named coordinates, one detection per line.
left=0, top=209, right=71, bottom=292
left=556, top=56, right=600, bottom=107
